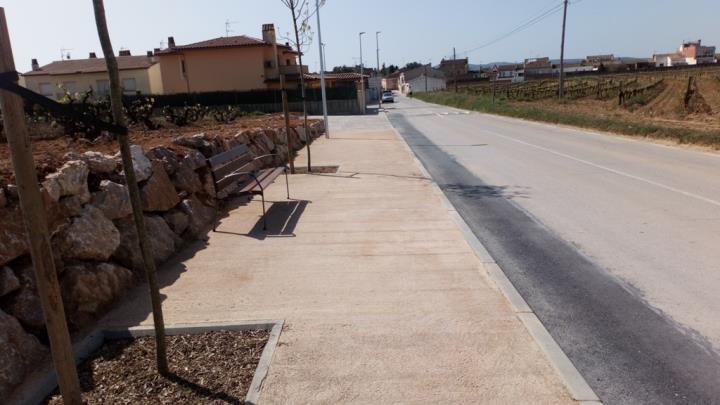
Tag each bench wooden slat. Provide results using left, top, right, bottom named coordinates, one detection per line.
left=216, top=171, right=251, bottom=192
left=208, top=144, right=249, bottom=168
left=238, top=167, right=284, bottom=194
left=212, top=155, right=253, bottom=183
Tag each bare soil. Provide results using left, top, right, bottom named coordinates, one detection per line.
left=515, top=73, right=720, bottom=133
left=44, top=330, right=269, bottom=404
left=0, top=113, right=309, bottom=187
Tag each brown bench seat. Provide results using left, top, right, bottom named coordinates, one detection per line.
left=207, top=144, right=289, bottom=230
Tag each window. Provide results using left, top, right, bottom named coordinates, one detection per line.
left=96, top=79, right=110, bottom=96
left=122, top=78, right=137, bottom=93
left=286, top=59, right=291, bottom=66
left=39, top=82, right=54, bottom=97
left=264, top=60, right=274, bottom=68
left=62, top=81, right=77, bottom=94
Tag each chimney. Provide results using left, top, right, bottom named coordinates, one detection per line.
left=119, top=49, right=131, bottom=56
left=147, top=50, right=153, bottom=57
left=31, top=58, right=40, bottom=71
left=262, top=23, right=276, bottom=45
left=89, top=52, right=97, bottom=58
left=168, top=36, right=175, bottom=48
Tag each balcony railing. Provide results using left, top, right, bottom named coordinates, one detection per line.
left=279, top=64, right=309, bottom=75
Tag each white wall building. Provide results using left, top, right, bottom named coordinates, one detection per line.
left=399, top=65, right=446, bottom=94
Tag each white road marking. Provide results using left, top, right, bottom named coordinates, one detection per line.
left=483, top=128, right=720, bottom=209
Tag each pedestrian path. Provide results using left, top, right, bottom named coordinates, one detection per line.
left=103, top=113, right=574, bottom=404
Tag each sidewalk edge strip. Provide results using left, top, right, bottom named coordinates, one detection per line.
left=382, top=111, right=602, bottom=404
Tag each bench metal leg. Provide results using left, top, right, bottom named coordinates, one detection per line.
left=285, top=167, right=290, bottom=199
left=213, top=203, right=220, bottom=232
left=260, top=191, right=267, bottom=230
left=250, top=172, right=268, bottom=231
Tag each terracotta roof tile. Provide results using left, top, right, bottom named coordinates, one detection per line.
left=304, top=72, right=368, bottom=80
left=155, top=35, right=294, bottom=54
left=23, top=55, right=154, bottom=76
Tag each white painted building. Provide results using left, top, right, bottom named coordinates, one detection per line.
left=653, top=40, right=718, bottom=67
left=399, top=65, right=446, bottom=94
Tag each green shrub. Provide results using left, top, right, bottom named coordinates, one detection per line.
left=162, top=104, right=207, bottom=127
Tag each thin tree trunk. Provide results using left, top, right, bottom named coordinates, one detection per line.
left=92, top=0, right=168, bottom=375
left=290, top=3, right=311, bottom=172
left=272, top=24, right=295, bottom=174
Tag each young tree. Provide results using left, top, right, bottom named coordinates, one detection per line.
left=281, top=0, right=314, bottom=171
left=92, top=0, right=168, bottom=375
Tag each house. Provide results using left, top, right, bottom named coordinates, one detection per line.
left=21, top=24, right=304, bottom=98
left=653, top=40, right=717, bottom=67
left=439, top=58, right=469, bottom=78
left=523, top=57, right=553, bottom=77
left=653, top=53, right=689, bottom=67
left=585, top=54, right=616, bottom=67
left=20, top=51, right=161, bottom=99
left=552, top=59, right=594, bottom=74
left=495, top=64, right=524, bottom=82
left=680, top=40, right=716, bottom=64
left=304, top=72, right=368, bottom=89
left=382, top=71, right=401, bottom=90
left=398, top=65, right=446, bottom=94
left=154, top=24, right=303, bottom=94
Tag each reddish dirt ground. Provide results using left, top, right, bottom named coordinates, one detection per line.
left=513, top=73, right=720, bottom=133
left=0, top=113, right=310, bottom=187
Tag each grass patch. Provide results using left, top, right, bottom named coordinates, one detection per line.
left=414, top=91, right=720, bottom=147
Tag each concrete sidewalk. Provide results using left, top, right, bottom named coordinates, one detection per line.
left=102, top=113, right=574, bottom=404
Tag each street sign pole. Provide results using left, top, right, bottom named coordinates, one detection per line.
left=492, top=65, right=498, bottom=104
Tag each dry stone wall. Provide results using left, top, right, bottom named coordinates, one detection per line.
left=0, top=122, right=324, bottom=398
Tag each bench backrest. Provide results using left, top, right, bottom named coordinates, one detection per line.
left=207, top=144, right=253, bottom=192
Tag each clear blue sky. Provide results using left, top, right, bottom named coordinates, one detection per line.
left=3, top=0, right=720, bottom=73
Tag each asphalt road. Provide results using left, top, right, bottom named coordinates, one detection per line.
left=385, top=96, right=720, bottom=404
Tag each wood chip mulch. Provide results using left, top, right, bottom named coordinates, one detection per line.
left=44, top=330, right=270, bottom=404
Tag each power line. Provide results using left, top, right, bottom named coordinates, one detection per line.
left=459, top=1, right=565, bottom=56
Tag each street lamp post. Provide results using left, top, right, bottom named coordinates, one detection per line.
left=359, top=31, right=366, bottom=114
left=376, top=31, right=381, bottom=104
left=316, top=0, right=329, bottom=138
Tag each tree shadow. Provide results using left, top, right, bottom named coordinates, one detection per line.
left=164, top=372, right=243, bottom=404
left=440, top=184, right=531, bottom=200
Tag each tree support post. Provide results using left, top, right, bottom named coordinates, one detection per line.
left=0, top=7, right=82, bottom=404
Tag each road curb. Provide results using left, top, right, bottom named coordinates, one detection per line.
left=382, top=111, right=602, bottom=404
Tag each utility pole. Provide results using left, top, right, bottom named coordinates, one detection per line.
left=424, top=63, right=428, bottom=92
left=376, top=31, right=381, bottom=103
left=0, top=8, right=82, bottom=404
left=359, top=31, right=366, bottom=114
left=316, top=0, right=329, bottom=138
left=558, top=0, right=569, bottom=98
left=453, top=47, right=458, bottom=92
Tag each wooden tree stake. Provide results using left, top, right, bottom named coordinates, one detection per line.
left=0, top=7, right=82, bottom=404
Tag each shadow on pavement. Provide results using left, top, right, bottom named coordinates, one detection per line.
left=215, top=200, right=309, bottom=240
left=440, top=184, right=531, bottom=199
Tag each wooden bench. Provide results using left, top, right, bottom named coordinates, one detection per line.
left=207, top=144, right=289, bottom=231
